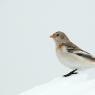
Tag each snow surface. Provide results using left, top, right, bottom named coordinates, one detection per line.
left=19, top=69, right=95, bottom=95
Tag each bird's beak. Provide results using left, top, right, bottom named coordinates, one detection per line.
left=50, top=35, right=53, bottom=38
left=50, top=34, right=56, bottom=38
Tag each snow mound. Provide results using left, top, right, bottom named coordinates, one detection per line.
left=19, top=69, right=95, bottom=95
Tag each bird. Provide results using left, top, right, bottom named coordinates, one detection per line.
left=50, top=31, right=95, bottom=77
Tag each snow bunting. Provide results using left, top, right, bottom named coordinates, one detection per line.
left=50, top=31, right=95, bottom=77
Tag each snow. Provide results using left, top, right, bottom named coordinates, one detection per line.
left=19, top=69, right=95, bottom=95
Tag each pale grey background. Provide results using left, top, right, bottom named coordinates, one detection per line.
left=0, top=0, right=95, bottom=95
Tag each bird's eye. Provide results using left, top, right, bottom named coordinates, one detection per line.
left=56, top=34, right=59, bottom=36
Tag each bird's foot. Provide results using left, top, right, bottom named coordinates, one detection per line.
left=63, top=69, right=78, bottom=77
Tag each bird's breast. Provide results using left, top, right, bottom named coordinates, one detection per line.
left=56, top=46, right=69, bottom=63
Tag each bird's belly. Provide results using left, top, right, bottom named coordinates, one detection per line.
left=56, top=49, right=95, bottom=70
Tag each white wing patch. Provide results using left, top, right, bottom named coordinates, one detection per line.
left=73, top=50, right=90, bottom=55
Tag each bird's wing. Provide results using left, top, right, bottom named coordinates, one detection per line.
left=62, top=42, right=95, bottom=61
left=73, top=50, right=95, bottom=61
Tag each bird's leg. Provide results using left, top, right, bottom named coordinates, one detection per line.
left=63, top=69, right=78, bottom=77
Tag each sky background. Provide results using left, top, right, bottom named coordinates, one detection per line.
left=0, top=0, right=95, bottom=95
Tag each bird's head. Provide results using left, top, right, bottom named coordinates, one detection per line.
left=50, top=31, right=70, bottom=46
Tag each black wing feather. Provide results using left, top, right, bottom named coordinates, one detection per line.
left=75, top=52, right=95, bottom=61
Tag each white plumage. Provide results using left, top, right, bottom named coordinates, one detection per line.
left=56, top=46, right=95, bottom=70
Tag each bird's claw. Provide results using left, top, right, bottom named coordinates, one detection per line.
left=63, top=69, right=78, bottom=77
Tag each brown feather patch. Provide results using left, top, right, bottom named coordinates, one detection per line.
left=57, top=44, right=63, bottom=48
left=60, top=34, right=64, bottom=39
